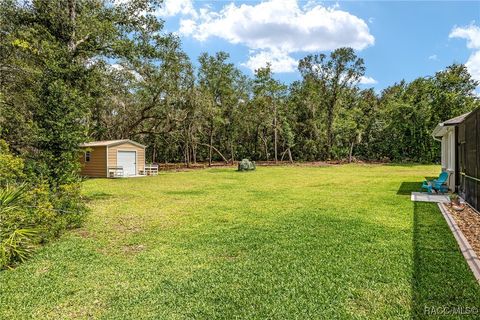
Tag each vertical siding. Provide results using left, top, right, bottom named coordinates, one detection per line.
left=107, top=142, right=145, bottom=174
left=79, top=146, right=107, bottom=177
left=458, top=108, right=480, bottom=212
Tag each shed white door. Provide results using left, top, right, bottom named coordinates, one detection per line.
left=117, top=151, right=136, bottom=176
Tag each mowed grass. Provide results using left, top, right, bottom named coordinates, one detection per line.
left=1, top=164, right=480, bottom=319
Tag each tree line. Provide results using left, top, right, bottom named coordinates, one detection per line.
left=83, top=47, right=480, bottom=166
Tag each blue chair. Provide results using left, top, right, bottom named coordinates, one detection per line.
left=422, top=172, right=449, bottom=194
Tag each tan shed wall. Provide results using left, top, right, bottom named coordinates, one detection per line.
left=79, top=146, right=107, bottom=177
left=107, top=142, right=145, bottom=174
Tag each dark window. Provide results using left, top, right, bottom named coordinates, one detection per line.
left=85, top=151, right=91, bottom=162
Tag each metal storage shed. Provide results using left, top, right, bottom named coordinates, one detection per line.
left=79, top=139, right=146, bottom=178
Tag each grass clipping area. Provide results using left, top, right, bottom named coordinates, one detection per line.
left=1, top=164, right=480, bottom=319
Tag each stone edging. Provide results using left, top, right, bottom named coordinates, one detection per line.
left=438, top=203, right=480, bottom=284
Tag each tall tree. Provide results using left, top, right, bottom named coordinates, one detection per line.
left=252, top=64, right=287, bottom=162
left=197, top=52, right=243, bottom=165
left=0, top=0, right=165, bottom=184
left=288, top=80, right=324, bottom=160
left=298, top=48, right=365, bottom=159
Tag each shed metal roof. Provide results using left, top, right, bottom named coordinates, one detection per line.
left=443, top=112, right=471, bottom=126
left=80, top=139, right=146, bottom=148
left=432, top=112, right=471, bottom=138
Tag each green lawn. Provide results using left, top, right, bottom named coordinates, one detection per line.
left=1, top=164, right=480, bottom=319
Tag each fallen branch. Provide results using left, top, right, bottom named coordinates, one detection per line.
left=280, top=148, right=294, bottom=163
left=199, top=143, right=229, bottom=164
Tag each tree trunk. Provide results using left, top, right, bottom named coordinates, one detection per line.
left=67, top=0, right=76, bottom=52
left=273, top=104, right=278, bottom=164
left=326, top=81, right=339, bottom=160
left=254, top=125, right=259, bottom=159
left=230, top=142, right=235, bottom=164
left=189, top=123, right=197, bottom=164
left=261, top=132, right=269, bottom=161
left=326, top=104, right=334, bottom=160
left=264, top=140, right=268, bottom=161
left=208, top=122, right=213, bottom=167
left=152, top=143, right=156, bottom=163
left=280, top=148, right=293, bottom=163
left=349, top=140, right=355, bottom=163
left=192, top=143, right=197, bottom=164
left=288, top=148, right=293, bottom=163
left=185, top=139, right=190, bottom=168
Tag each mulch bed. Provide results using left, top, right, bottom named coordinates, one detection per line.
left=445, top=202, right=480, bottom=258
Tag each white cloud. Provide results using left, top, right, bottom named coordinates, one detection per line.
left=181, top=1, right=374, bottom=52
left=359, top=76, right=377, bottom=85
left=155, top=0, right=197, bottom=18
left=450, top=24, right=480, bottom=81
left=241, top=50, right=298, bottom=73
left=428, top=54, right=438, bottom=61
left=179, top=18, right=197, bottom=35
left=449, top=24, right=480, bottom=49
left=465, top=51, right=480, bottom=81
left=178, top=0, right=374, bottom=73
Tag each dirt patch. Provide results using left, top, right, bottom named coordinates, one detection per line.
left=283, top=161, right=331, bottom=167
left=96, top=243, right=146, bottom=257
left=34, top=262, right=52, bottom=276
left=114, top=216, right=144, bottom=234
left=446, top=203, right=480, bottom=257
left=44, top=299, right=105, bottom=319
left=72, top=229, right=93, bottom=239
left=122, top=244, right=146, bottom=255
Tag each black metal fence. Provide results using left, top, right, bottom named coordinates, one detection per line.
left=457, top=108, right=480, bottom=211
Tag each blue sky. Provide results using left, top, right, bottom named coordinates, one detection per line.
left=157, top=0, right=480, bottom=91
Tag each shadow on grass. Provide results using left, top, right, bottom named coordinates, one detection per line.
left=85, top=191, right=113, bottom=202
left=397, top=178, right=437, bottom=195
left=165, top=190, right=206, bottom=196
left=397, top=182, right=422, bottom=195
left=384, top=163, right=435, bottom=167
left=412, top=202, right=480, bottom=319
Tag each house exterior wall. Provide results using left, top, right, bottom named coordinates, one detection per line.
left=441, top=127, right=456, bottom=190
left=441, top=136, right=447, bottom=169
left=79, top=146, right=107, bottom=177
left=107, top=142, right=145, bottom=174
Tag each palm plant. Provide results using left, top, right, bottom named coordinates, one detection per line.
left=0, top=185, right=37, bottom=269
left=0, top=185, right=26, bottom=213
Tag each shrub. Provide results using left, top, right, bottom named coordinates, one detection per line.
left=0, top=140, right=25, bottom=187
left=0, top=185, right=38, bottom=269
left=238, top=159, right=256, bottom=171
left=53, top=182, right=86, bottom=229
left=0, top=140, right=87, bottom=268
